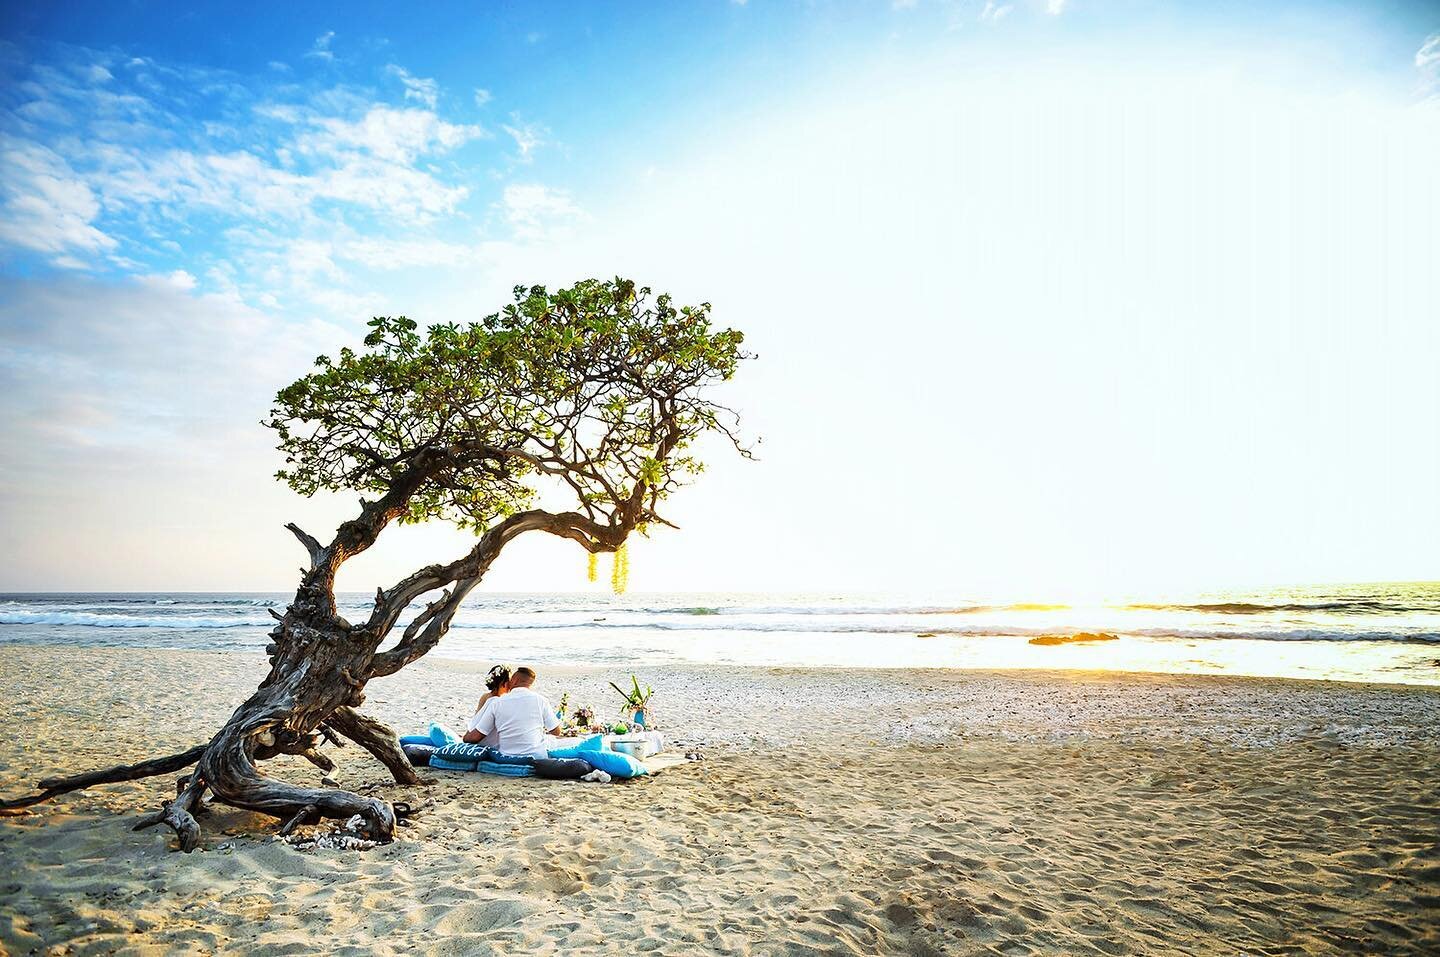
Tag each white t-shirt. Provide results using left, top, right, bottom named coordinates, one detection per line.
left=466, top=686, right=559, bottom=758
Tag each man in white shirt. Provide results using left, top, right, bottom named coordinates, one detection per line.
left=461, top=666, right=561, bottom=757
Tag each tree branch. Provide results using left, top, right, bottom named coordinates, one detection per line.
left=285, top=523, right=325, bottom=568
left=324, top=706, right=421, bottom=785
left=132, top=770, right=207, bottom=852
left=1, top=744, right=210, bottom=810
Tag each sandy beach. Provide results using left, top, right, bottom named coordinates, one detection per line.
left=0, top=645, right=1437, bottom=956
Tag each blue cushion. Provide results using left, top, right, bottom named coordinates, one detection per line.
left=480, top=750, right=536, bottom=767
left=431, top=742, right=487, bottom=769
left=429, top=722, right=460, bottom=747
left=544, top=745, right=584, bottom=760
left=545, top=735, right=606, bottom=760
left=429, top=755, right=480, bottom=771
left=475, top=761, right=535, bottom=778
left=582, top=748, right=648, bottom=779
left=435, top=742, right=489, bottom=761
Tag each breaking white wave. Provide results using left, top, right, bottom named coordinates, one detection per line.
left=0, top=609, right=255, bottom=629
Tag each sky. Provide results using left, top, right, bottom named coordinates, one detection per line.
left=0, top=1, right=1437, bottom=597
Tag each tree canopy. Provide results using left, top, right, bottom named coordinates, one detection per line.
left=266, top=277, right=749, bottom=537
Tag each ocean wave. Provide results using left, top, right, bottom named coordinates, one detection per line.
left=438, top=618, right=1440, bottom=643
left=679, top=603, right=1073, bottom=616
left=1125, top=600, right=1428, bottom=615
left=2, top=596, right=280, bottom=609
left=423, top=603, right=1072, bottom=618
left=0, top=610, right=259, bottom=629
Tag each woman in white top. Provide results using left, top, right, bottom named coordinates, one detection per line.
left=468, top=665, right=512, bottom=747
left=475, top=664, right=512, bottom=713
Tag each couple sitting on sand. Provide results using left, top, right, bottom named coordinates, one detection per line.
left=460, top=664, right=565, bottom=757
left=405, top=663, right=646, bottom=781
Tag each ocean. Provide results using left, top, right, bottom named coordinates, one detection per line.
left=2, top=582, right=1437, bottom=686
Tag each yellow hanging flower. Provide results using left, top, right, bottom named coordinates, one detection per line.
left=587, top=551, right=598, bottom=583
left=611, top=543, right=629, bottom=595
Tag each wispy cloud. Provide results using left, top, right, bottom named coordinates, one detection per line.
left=385, top=64, right=439, bottom=108
left=980, top=1, right=1014, bottom=22
left=299, top=104, right=484, bottom=163
left=1418, top=33, right=1440, bottom=98
left=0, top=137, right=116, bottom=259
left=501, top=114, right=547, bottom=162
left=1046, top=0, right=1068, bottom=14
left=306, top=31, right=336, bottom=62
left=500, top=183, right=584, bottom=240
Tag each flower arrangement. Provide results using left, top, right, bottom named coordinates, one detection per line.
left=609, top=674, right=654, bottom=727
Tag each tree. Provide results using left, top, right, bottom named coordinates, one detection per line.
left=1, top=278, right=750, bottom=849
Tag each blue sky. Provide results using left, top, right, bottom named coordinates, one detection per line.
left=1, top=1, right=1437, bottom=593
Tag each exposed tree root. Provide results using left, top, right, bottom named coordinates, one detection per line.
left=0, top=743, right=209, bottom=810
left=325, top=706, right=422, bottom=786
left=277, top=804, right=321, bottom=837
left=199, top=724, right=398, bottom=844
left=133, top=772, right=208, bottom=852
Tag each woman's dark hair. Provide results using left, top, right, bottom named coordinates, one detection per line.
left=485, top=665, right=512, bottom=693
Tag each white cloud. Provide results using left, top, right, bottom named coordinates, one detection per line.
left=302, top=105, right=483, bottom=163
left=340, top=236, right=480, bottom=269
left=500, top=183, right=584, bottom=239
left=501, top=115, right=546, bottom=161
left=981, top=1, right=1013, bottom=21
left=1418, top=34, right=1440, bottom=96
left=474, top=87, right=492, bottom=107
left=307, top=31, right=336, bottom=61
left=0, top=137, right=115, bottom=260
left=14, top=98, right=72, bottom=124
left=1046, top=0, right=1068, bottom=14
left=93, top=147, right=310, bottom=216
left=306, top=286, right=382, bottom=319
left=315, top=153, right=470, bottom=217
left=139, top=269, right=197, bottom=291
left=385, top=64, right=439, bottom=109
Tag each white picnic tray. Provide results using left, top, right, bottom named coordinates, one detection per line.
left=604, top=729, right=665, bottom=756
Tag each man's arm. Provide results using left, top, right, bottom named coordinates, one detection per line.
left=462, top=699, right=497, bottom=744
left=541, top=696, right=563, bottom=735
